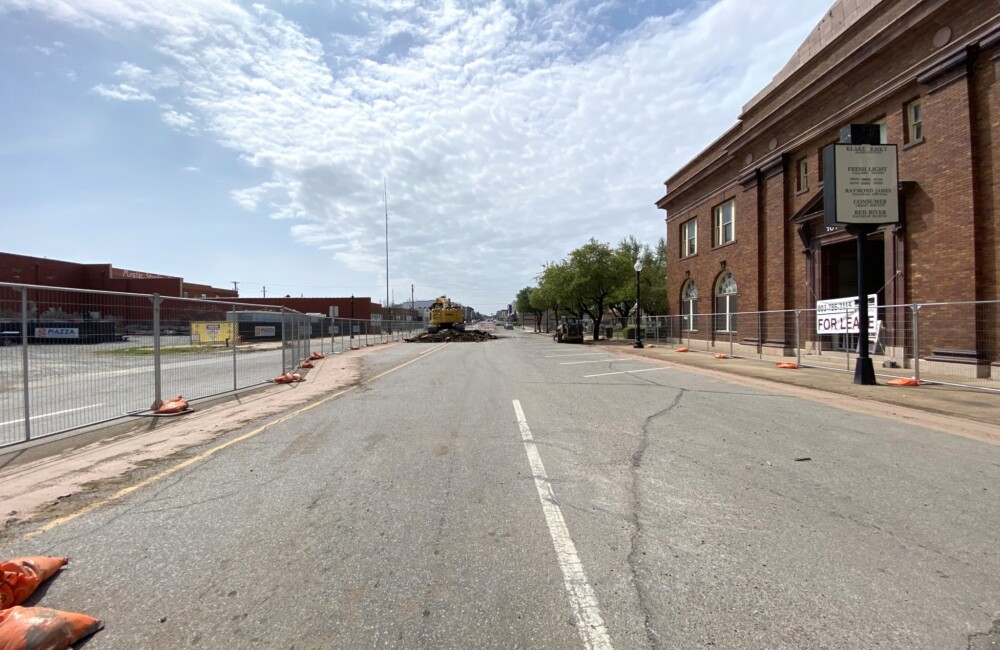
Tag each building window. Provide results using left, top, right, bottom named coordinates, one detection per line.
left=905, top=99, right=923, bottom=143
left=713, top=199, right=735, bottom=247
left=681, top=280, right=698, bottom=331
left=817, top=140, right=836, bottom=184
left=681, top=219, right=697, bottom=258
left=796, top=158, right=808, bottom=193
left=714, top=272, right=738, bottom=332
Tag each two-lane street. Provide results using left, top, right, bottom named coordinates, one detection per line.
left=4, top=331, right=999, bottom=649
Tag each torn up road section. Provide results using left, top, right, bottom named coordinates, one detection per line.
left=405, top=330, right=498, bottom=343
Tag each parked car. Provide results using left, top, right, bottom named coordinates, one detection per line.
left=0, top=331, right=21, bottom=346
left=504, top=323, right=514, bottom=330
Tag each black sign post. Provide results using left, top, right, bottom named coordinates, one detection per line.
left=822, top=124, right=898, bottom=385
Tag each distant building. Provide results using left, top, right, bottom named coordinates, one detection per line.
left=216, top=296, right=375, bottom=321
left=0, top=252, right=237, bottom=298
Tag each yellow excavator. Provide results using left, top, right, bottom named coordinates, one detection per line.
left=427, top=296, right=466, bottom=334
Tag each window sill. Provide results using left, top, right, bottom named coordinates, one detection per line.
left=681, top=252, right=698, bottom=260
left=903, top=137, right=924, bottom=150
left=712, top=240, right=737, bottom=250
left=795, top=187, right=809, bottom=196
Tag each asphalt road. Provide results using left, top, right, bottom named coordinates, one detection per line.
left=3, top=330, right=999, bottom=649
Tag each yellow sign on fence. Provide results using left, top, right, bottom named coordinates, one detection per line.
left=191, top=321, right=236, bottom=344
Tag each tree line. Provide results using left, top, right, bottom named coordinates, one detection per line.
left=514, top=236, right=666, bottom=340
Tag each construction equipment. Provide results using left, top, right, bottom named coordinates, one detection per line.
left=427, top=296, right=466, bottom=334
left=553, top=317, right=584, bottom=343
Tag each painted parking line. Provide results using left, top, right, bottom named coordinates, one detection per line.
left=583, top=368, right=670, bottom=378
left=544, top=352, right=609, bottom=358
left=559, top=358, right=631, bottom=365
left=512, top=400, right=612, bottom=650
left=0, top=404, right=105, bottom=427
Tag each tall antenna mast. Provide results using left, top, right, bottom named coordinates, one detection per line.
left=384, top=177, right=390, bottom=314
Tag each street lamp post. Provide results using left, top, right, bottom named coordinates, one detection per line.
left=634, top=260, right=644, bottom=348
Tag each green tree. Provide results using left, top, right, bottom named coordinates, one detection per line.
left=514, top=286, right=543, bottom=331
left=564, top=239, right=625, bottom=340
left=607, top=236, right=668, bottom=327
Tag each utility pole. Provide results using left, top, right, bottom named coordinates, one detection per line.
left=231, top=281, right=239, bottom=295
left=384, top=177, right=391, bottom=327
left=411, top=284, right=414, bottom=310
left=262, top=286, right=266, bottom=298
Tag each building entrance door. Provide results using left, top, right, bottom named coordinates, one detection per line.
left=819, top=236, right=884, bottom=351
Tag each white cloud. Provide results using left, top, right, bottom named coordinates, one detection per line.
left=161, top=109, right=198, bottom=132
left=92, top=82, right=155, bottom=101
left=3, top=0, right=832, bottom=309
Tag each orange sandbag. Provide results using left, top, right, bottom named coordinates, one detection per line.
left=0, top=606, right=102, bottom=649
left=776, top=361, right=799, bottom=369
left=155, top=396, right=188, bottom=414
left=273, top=372, right=305, bottom=384
left=300, top=360, right=314, bottom=369
left=308, top=352, right=324, bottom=360
left=675, top=347, right=689, bottom=353
left=887, top=377, right=922, bottom=386
left=713, top=353, right=728, bottom=359
left=0, top=558, right=68, bottom=610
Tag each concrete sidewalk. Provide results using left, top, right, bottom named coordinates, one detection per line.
left=585, top=335, right=999, bottom=444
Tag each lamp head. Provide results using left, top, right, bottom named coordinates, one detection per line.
left=634, top=260, right=643, bottom=272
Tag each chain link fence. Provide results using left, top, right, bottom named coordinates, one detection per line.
left=0, top=282, right=423, bottom=447
left=638, top=300, right=999, bottom=393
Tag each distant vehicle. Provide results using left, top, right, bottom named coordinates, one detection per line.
left=0, top=331, right=20, bottom=346
left=554, top=317, right=583, bottom=343
left=427, top=296, right=466, bottom=334
left=504, top=323, right=513, bottom=330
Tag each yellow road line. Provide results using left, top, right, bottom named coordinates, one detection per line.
left=25, top=344, right=448, bottom=539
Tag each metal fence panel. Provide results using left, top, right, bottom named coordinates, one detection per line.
left=640, top=301, right=999, bottom=393
left=0, top=282, right=430, bottom=448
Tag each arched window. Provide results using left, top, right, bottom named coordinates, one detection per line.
left=715, top=272, right=737, bottom=332
left=681, top=280, right=698, bottom=331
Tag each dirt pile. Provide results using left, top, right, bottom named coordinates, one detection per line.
left=405, top=329, right=498, bottom=343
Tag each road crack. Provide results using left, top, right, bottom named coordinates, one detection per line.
left=628, top=388, right=685, bottom=650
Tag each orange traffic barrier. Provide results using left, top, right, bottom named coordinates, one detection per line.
left=675, top=347, right=689, bottom=353
left=308, top=352, right=324, bottom=360
left=155, top=396, right=189, bottom=414
left=300, top=360, right=314, bottom=369
left=0, top=606, right=102, bottom=649
left=886, top=377, right=922, bottom=386
left=713, top=353, right=728, bottom=359
left=775, top=361, right=799, bottom=369
left=0, top=557, right=68, bottom=610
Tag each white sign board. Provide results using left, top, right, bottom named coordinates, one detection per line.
left=254, top=326, right=276, bottom=337
left=34, top=327, right=79, bottom=339
left=824, top=144, right=899, bottom=226
left=815, top=294, right=877, bottom=335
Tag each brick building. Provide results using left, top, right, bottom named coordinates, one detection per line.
left=656, top=0, right=999, bottom=372
left=0, top=252, right=237, bottom=299
left=222, top=296, right=376, bottom=321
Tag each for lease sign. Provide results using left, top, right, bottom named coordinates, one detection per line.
left=34, top=327, right=79, bottom=339
left=815, top=295, right=877, bottom=335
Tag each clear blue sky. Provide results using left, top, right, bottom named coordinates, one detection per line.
left=0, top=0, right=831, bottom=313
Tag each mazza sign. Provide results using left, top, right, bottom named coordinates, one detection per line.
left=815, top=295, right=877, bottom=335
